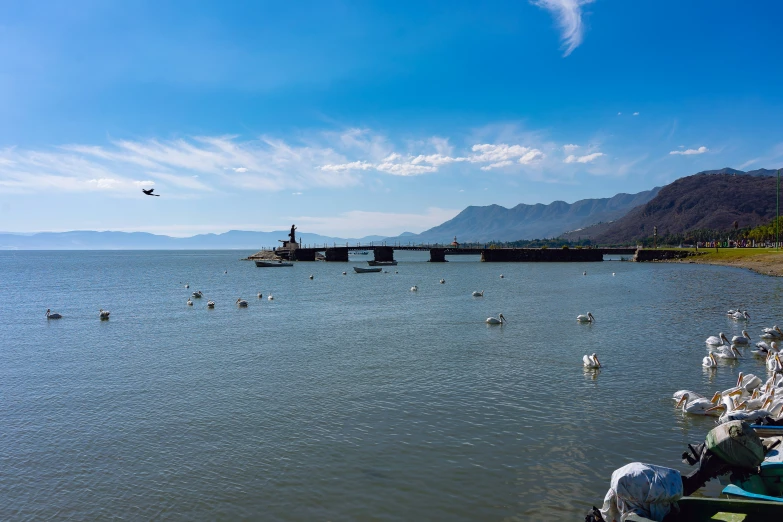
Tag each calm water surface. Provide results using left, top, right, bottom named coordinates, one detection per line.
left=2, top=250, right=782, bottom=520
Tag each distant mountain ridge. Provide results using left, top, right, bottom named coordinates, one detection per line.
left=578, top=171, right=781, bottom=244
left=0, top=230, right=386, bottom=250
left=384, top=188, right=661, bottom=243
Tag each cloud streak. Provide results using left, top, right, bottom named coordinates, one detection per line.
left=532, top=0, right=594, bottom=57
left=0, top=127, right=613, bottom=195
left=564, top=152, right=604, bottom=163
left=320, top=143, right=545, bottom=175
left=669, top=146, right=708, bottom=156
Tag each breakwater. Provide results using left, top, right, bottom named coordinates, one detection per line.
left=247, top=246, right=625, bottom=262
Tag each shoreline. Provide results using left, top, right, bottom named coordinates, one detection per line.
left=664, top=248, right=783, bottom=277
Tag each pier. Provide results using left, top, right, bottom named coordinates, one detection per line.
left=245, top=225, right=639, bottom=263
left=247, top=243, right=638, bottom=263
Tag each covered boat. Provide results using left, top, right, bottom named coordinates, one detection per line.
left=353, top=266, right=382, bottom=273
left=255, top=260, right=294, bottom=267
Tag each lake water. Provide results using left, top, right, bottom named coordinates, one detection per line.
left=2, top=250, right=781, bottom=520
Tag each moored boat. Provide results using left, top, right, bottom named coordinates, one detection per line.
left=354, top=266, right=382, bottom=273
left=255, top=260, right=294, bottom=267
left=367, top=260, right=398, bottom=266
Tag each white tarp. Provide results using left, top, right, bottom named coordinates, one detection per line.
left=600, top=462, right=683, bottom=522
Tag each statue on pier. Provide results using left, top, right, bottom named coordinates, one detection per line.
left=289, top=224, right=297, bottom=244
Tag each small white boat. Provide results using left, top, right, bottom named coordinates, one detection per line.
left=368, top=260, right=398, bottom=266
left=255, top=260, right=294, bottom=267
left=354, top=266, right=382, bottom=273
left=355, top=251, right=369, bottom=255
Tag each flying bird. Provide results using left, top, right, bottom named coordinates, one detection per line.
left=142, top=188, right=160, bottom=197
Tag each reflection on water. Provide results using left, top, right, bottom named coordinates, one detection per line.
left=1, top=250, right=782, bottom=520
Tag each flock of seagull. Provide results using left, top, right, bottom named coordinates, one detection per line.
left=43, top=270, right=604, bottom=364
left=674, top=308, right=783, bottom=425
left=43, top=271, right=517, bottom=321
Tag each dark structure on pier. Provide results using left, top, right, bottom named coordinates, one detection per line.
left=249, top=229, right=637, bottom=263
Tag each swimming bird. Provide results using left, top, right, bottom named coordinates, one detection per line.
left=767, top=353, right=783, bottom=373
left=207, top=301, right=215, bottom=308
left=486, top=313, right=506, bottom=325
left=257, top=293, right=263, bottom=299
left=730, top=310, right=751, bottom=321
left=141, top=188, right=159, bottom=196
left=46, top=309, right=62, bottom=319
left=99, top=309, right=110, bottom=319
left=716, top=398, right=776, bottom=424
left=753, top=341, right=779, bottom=356
left=192, top=291, right=203, bottom=298
left=576, top=312, right=595, bottom=323
left=737, top=372, right=763, bottom=392
left=187, top=299, right=193, bottom=306
left=583, top=353, right=601, bottom=368
left=236, top=298, right=248, bottom=307
left=410, top=285, right=418, bottom=292
left=705, top=392, right=743, bottom=419
left=702, top=352, right=718, bottom=368
left=676, top=392, right=715, bottom=415
left=342, top=271, right=347, bottom=275
left=268, top=295, right=274, bottom=301
left=739, top=389, right=770, bottom=411
left=612, top=272, right=615, bottom=276
left=472, top=290, right=484, bottom=297
left=760, top=326, right=783, bottom=339
left=309, top=274, right=314, bottom=280
left=706, top=332, right=730, bottom=346
left=583, top=271, right=587, bottom=276
left=673, top=390, right=705, bottom=403
left=716, top=345, right=742, bottom=360
left=732, top=330, right=752, bottom=345
left=439, top=279, right=445, bottom=284
left=185, top=283, right=189, bottom=289
left=500, top=274, right=504, bottom=279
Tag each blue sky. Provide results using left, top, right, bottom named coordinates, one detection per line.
left=1, top=0, right=782, bottom=237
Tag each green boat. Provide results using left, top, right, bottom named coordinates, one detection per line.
left=628, top=425, right=783, bottom=521
left=625, top=496, right=783, bottom=522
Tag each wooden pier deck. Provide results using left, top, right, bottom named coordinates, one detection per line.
left=246, top=244, right=638, bottom=263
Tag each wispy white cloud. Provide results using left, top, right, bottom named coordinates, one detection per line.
left=633, top=112, right=640, bottom=116
left=319, top=142, right=545, bottom=175
left=0, top=134, right=364, bottom=194
left=669, top=146, right=708, bottom=156
left=519, top=149, right=545, bottom=164
left=0, top=127, right=609, bottom=195
left=564, top=152, right=604, bottom=163
left=532, top=0, right=594, bottom=57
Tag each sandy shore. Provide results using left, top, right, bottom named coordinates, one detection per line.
left=669, top=249, right=783, bottom=277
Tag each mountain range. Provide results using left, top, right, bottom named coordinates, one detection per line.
left=2, top=167, right=779, bottom=249
left=383, top=188, right=661, bottom=243
left=568, top=172, right=780, bottom=244
left=0, top=230, right=385, bottom=250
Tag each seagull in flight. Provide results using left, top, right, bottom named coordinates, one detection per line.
left=142, top=188, right=160, bottom=196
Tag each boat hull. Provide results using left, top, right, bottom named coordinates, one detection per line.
left=353, top=267, right=382, bottom=273
left=255, top=261, right=294, bottom=267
